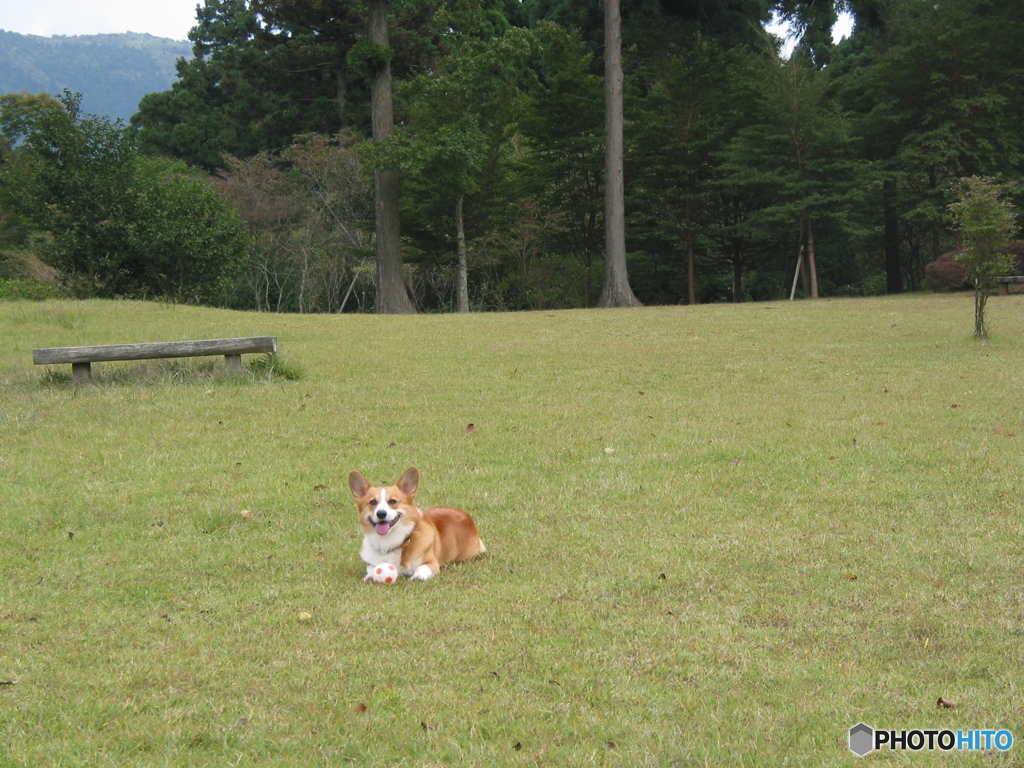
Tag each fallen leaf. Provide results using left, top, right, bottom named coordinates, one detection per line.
left=845, top=574, right=858, bottom=580
left=313, top=484, right=326, bottom=491
left=951, top=403, right=961, bottom=408
left=512, top=742, right=523, bottom=751
left=936, top=697, right=957, bottom=709
left=607, top=741, right=618, bottom=749
left=355, top=702, right=367, bottom=714
left=388, top=442, right=397, bottom=448
left=465, top=423, right=475, bottom=433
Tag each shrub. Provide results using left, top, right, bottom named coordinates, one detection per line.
left=923, top=250, right=968, bottom=292
left=0, top=277, right=65, bottom=301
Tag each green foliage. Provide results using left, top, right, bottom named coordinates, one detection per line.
left=0, top=277, right=64, bottom=301
left=129, top=157, right=249, bottom=304
left=100, top=0, right=1024, bottom=308
left=832, top=0, right=1024, bottom=290
left=5, top=91, right=248, bottom=303
left=11, top=91, right=140, bottom=294
left=949, top=176, right=1018, bottom=338
left=346, top=38, right=394, bottom=78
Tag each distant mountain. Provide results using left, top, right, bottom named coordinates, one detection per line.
left=0, top=30, right=191, bottom=124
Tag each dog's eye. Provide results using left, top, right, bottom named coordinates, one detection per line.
left=387, top=498, right=398, bottom=506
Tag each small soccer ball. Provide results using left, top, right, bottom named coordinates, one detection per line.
left=369, top=563, right=399, bottom=584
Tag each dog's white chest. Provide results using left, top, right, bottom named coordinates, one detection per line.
left=360, top=536, right=405, bottom=568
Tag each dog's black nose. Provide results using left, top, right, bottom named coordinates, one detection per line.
left=375, top=509, right=388, bottom=520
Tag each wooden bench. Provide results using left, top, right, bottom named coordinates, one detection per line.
left=996, top=276, right=1024, bottom=295
left=32, top=336, right=278, bottom=384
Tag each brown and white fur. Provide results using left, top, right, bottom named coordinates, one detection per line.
left=349, top=467, right=486, bottom=581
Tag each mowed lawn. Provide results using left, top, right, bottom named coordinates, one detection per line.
left=1, top=294, right=1022, bottom=766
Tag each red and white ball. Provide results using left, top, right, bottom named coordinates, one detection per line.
left=369, top=563, right=399, bottom=584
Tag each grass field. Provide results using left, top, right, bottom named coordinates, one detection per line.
left=1, top=294, right=1022, bottom=766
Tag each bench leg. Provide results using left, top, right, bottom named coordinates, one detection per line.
left=71, top=362, right=93, bottom=385
left=224, top=354, right=243, bottom=374
left=998, top=282, right=1009, bottom=296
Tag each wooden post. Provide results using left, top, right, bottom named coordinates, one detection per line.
left=224, top=354, right=243, bottom=372
left=71, top=362, right=92, bottom=385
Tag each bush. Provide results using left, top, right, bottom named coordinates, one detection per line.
left=923, top=250, right=968, bottom=292
left=0, top=277, right=65, bottom=301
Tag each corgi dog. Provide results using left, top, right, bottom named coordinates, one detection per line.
left=349, top=467, right=486, bottom=581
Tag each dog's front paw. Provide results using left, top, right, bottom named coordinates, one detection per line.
left=410, top=565, right=435, bottom=581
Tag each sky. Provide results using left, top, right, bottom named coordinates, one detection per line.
left=0, top=0, right=855, bottom=47
left=0, top=0, right=201, bottom=41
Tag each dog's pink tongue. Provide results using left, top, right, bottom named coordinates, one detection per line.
left=375, top=521, right=392, bottom=535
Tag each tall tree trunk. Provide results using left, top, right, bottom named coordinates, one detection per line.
left=806, top=219, right=820, bottom=299
left=883, top=178, right=902, bottom=294
left=369, top=0, right=416, bottom=314
left=798, top=218, right=810, bottom=295
left=597, top=0, right=641, bottom=308
left=731, top=249, right=743, bottom=303
left=455, top=194, right=468, bottom=313
left=686, top=194, right=696, bottom=305
left=335, top=53, right=348, bottom=129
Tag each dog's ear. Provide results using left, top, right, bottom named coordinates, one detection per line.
left=349, top=471, right=372, bottom=499
left=397, top=467, right=419, bottom=496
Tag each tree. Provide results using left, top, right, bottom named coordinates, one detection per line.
left=385, top=28, right=539, bottom=311
left=518, top=24, right=605, bottom=307
left=948, top=176, right=1018, bottom=339
left=0, top=92, right=61, bottom=248
left=719, top=49, right=859, bottom=300
left=135, top=0, right=364, bottom=169
left=128, top=157, right=249, bottom=304
left=213, top=135, right=373, bottom=313
left=10, top=91, right=247, bottom=302
left=598, top=0, right=641, bottom=307
left=833, top=0, right=1024, bottom=292
left=367, top=0, right=416, bottom=313
left=14, top=91, right=139, bottom=295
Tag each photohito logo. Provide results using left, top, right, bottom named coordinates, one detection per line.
left=849, top=723, right=1014, bottom=756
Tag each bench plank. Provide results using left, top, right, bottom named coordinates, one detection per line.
left=33, top=337, right=277, bottom=366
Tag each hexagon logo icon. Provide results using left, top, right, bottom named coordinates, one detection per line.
left=849, top=723, right=874, bottom=756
